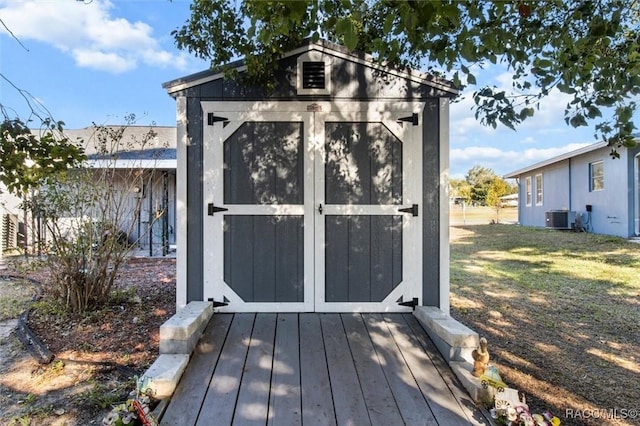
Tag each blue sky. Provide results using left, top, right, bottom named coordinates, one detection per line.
left=0, top=0, right=629, bottom=178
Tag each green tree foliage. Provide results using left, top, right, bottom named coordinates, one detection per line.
left=486, top=176, right=514, bottom=223
left=175, top=0, right=639, bottom=151
left=449, top=178, right=472, bottom=205
left=0, top=119, right=86, bottom=195
left=465, top=165, right=498, bottom=205
left=28, top=121, right=164, bottom=313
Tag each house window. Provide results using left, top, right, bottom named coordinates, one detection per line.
left=590, top=161, right=604, bottom=191
left=525, top=176, right=532, bottom=206
left=535, top=173, right=543, bottom=205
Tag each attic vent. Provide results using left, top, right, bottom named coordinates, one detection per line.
left=297, top=52, right=331, bottom=95
left=302, top=62, right=326, bottom=89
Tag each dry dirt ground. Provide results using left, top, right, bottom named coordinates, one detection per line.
left=0, top=258, right=175, bottom=426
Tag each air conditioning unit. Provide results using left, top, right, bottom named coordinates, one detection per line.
left=545, top=210, right=576, bottom=230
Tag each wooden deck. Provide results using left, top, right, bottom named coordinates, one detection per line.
left=160, top=313, right=489, bottom=426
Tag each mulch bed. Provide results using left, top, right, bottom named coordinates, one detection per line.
left=0, top=257, right=176, bottom=425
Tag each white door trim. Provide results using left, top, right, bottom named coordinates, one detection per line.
left=313, top=105, right=423, bottom=312
left=202, top=105, right=314, bottom=312
left=201, top=101, right=425, bottom=312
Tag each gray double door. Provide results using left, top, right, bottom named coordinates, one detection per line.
left=203, top=101, right=423, bottom=312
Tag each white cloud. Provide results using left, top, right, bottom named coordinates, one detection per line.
left=73, top=49, right=134, bottom=73
left=450, top=142, right=592, bottom=177
left=450, top=74, right=576, bottom=137
left=0, top=0, right=188, bottom=73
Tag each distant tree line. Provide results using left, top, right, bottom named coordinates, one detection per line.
left=449, top=165, right=517, bottom=207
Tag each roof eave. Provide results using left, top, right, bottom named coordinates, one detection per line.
left=503, top=141, right=610, bottom=178
left=163, top=40, right=458, bottom=96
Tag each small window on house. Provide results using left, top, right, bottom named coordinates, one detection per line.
left=525, top=176, right=532, bottom=206
left=535, top=173, right=543, bottom=205
left=590, top=161, right=604, bottom=191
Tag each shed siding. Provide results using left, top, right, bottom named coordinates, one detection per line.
left=171, top=54, right=453, bottom=102
left=186, top=95, right=204, bottom=302
left=422, top=99, right=440, bottom=307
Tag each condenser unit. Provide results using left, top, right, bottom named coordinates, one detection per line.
left=545, top=210, right=576, bottom=230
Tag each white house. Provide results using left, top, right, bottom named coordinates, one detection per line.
left=0, top=126, right=178, bottom=257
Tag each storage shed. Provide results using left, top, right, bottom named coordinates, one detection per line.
left=163, top=40, right=457, bottom=313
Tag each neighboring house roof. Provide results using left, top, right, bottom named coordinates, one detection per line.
left=505, top=134, right=640, bottom=179
left=500, top=194, right=518, bottom=200
left=163, top=38, right=458, bottom=96
left=88, top=147, right=176, bottom=161
left=30, top=126, right=177, bottom=156
left=503, top=141, right=609, bottom=178
left=87, top=147, right=176, bottom=170
left=67, top=126, right=177, bottom=155
left=29, top=126, right=177, bottom=170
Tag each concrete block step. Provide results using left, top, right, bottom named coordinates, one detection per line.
left=159, top=301, right=213, bottom=354
left=144, top=354, right=190, bottom=399
left=414, top=306, right=479, bottom=364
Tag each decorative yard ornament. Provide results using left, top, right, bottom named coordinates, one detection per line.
left=472, top=336, right=490, bottom=377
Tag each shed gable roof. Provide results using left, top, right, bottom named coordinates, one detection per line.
left=163, top=39, right=458, bottom=97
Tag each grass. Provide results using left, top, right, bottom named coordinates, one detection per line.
left=450, top=205, right=518, bottom=224
left=450, top=224, right=640, bottom=426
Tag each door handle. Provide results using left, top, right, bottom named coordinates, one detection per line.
left=398, top=204, right=419, bottom=217
left=318, top=203, right=323, bottom=215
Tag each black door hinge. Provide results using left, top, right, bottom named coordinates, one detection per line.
left=208, top=298, right=229, bottom=308
left=208, top=203, right=229, bottom=216
left=207, top=113, right=230, bottom=126
left=397, top=113, right=419, bottom=126
left=398, top=297, right=419, bottom=310
left=399, top=204, right=419, bottom=217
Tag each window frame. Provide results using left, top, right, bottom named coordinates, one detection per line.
left=525, top=176, right=532, bottom=206
left=535, top=173, right=543, bottom=206
left=589, top=161, right=604, bottom=192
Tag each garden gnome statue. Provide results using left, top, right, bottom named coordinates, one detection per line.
left=472, top=337, right=490, bottom=377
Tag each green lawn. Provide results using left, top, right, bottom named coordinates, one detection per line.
left=450, top=225, right=639, bottom=426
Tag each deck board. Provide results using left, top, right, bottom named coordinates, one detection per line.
left=383, top=314, right=472, bottom=426
left=320, top=313, right=371, bottom=425
left=363, top=314, right=437, bottom=425
left=341, top=313, right=404, bottom=426
left=233, top=313, right=276, bottom=426
left=195, top=313, right=255, bottom=426
left=161, top=313, right=489, bottom=426
left=267, top=314, right=302, bottom=426
left=402, top=314, right=488, bottom=426
left=299, top=313, right=336, bottom=426
left=161, top=313, right=233, bottom=426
